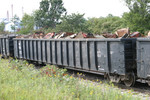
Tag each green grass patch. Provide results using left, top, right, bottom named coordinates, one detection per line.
left=0, top=59, right=144, bottom=100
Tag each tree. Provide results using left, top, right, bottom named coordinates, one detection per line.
left=0, top=22, right=5, bottom=32
left=11, top=15, right=20, bottom=33
left=86, top=14, right=125, bottom=34
left=34, top=0, right=66, bottom=28
left=19, top=13, right=34, bottom=34
left=123, top=0, right=150, bottom=33
left=55, top=13, right=88, bottom=33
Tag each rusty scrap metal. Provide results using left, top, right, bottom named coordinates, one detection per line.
left=115, top=28, right=130, bottom=37
left=130, top=32, right=141, bottom=38
left=102, top=33, right=118, bottom=38
left=43, top=32, right=55, bottom=39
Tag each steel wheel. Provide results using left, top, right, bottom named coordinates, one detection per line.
left=124, top=72, right=135, bottom=87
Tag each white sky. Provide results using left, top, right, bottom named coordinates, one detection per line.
left=0, top=0, right=129, bottom=19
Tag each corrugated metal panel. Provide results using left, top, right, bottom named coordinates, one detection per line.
left=33, top=40, right=38, bottom=61
left=14, top=40, right=18, bottom=58
left=29, top=40, right=33, bottom=60
left=52, top=41, right=57, bottom=64
left=68, top=41, right=75, bottom=67
left=23, top=40, right=26, bottom=59
left=42, top=41, right=46, bottom=62
left=109, top=42, right=125, bottom=74
left=46, top=41, right=51, bottom=63
left=13, top=38, right=135, bottom=75
left=56, top=41, right=62, bottom=65
left=0, top=36, right=15, bottom=57
left=136, top=38, right=150, bottom=79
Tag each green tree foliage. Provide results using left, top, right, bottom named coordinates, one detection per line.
left=0, top=22, right=5, bottom=32
left=34, top=0, right=66, bottom=28
left=55, top=13, right=88, bottom=33
left=44, top=14, right=125, bottom=34
left=86, top=14, right=125, bottom=34
left=18, top=13, right=34, bottom=34
left=123, top=0, right=150, bottom=33
left=11, top=15, right=20, bottom=33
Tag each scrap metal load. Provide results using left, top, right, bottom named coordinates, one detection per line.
left=16, top=28, right=145, bottom=39
left=16, top=32, right=95, bottom=39
left=103, top=28, right=143, bottom=38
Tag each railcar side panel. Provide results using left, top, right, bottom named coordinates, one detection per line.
left=137, top=39, right=150, bottom=79
left=13, top=39, right=136, bottom=76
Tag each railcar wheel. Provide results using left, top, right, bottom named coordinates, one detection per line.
left=124, top=72, right=135, bottom=87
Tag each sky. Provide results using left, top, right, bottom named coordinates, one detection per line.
left=0, top=0, right=129, bottom=20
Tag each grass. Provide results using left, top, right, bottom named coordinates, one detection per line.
left=0, top=58, right=145, bottom=100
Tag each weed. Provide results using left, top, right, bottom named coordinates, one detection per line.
left=0, top=59, right=144, bottom=100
